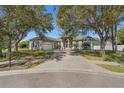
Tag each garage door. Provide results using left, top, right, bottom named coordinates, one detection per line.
left=42, top=44, right=53, bottom=50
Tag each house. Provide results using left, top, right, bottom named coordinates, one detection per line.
left=29, top=36, right=60, bottom=50
left=29, top=35, right=96, bottom=50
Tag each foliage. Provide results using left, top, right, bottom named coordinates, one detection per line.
left=0, top=62, right=42, bottom=71
left=118, top=28, right=124, bottom=44
left=103, top=54, right=121, bottom=62
left=0, top=50, right=53, bottom=62
left=57, top=6, right=124, bottom=56
left=82, top=42, right=91, bottom=50
left=56, top=6, right=81, bottom=37
left=19, top=41, right=29, bottom=48
left=80, top=50, right=101, bottom=57
left=12, top=6, right=53, bottom=51
left=56, top=44, right=61, bottom=49
left=14, top=50, right=53, bottom=59
left=0, top=5, right=53, bottom=66
left=72, top=43, right=78, bottom=49
left=80, top=50, right=124, bottom=62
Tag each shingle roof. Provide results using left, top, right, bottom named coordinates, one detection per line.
left=29, top=36, right=61, bottom=42
left=30, top=35, right=95, bottom=42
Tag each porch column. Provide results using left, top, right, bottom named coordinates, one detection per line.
left=78, top=41, right=82, bottom=49
left=57, top=42, right=59, bottom=48
left=29, top=41, right=32, bottom=50
left=67, top=39, right=70, bottom=48
left=90, top=41, right=93, bottom=49
left=39, top=40, right=42, bottom=50
left=61, top=41, right=64, bottom=50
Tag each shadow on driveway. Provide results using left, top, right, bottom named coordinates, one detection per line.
left=50, top=51, right=66, bottom=62
left=69, top=50, right=81, bottom=56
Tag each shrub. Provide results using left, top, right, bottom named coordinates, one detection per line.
left=119, top=56, right=124, bottom=63
left=73, top=43, right=78, bottom=49
left=103, top=54, right=121, bottom=62
left=82, top=42, right=91, bottom=50
left=56, top=44, right=61, bottom=49
left=19, top=41, right=29, bottom=49
left=80, top=50, right=101, bottom=57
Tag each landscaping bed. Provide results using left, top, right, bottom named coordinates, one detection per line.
left=0, top=61, right=43, bottom=71
left=0, top=50, right=53, bottom=62
left=79, top=50, right=124, bottom=63
left=0, top=50, right=54, bottom=71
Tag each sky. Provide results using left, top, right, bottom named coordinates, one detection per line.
left=23, top=5, right=124, bottom=41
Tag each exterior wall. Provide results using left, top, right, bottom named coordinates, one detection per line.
left=78, top=41, right=82, bottom=49
left=29, top=40, right=55, bottom=50
left=29, top=38, right=94, bottom=50
left=93, top=45, right=100, bottom=50
left=29, top=41, right=33, bottom=50
left=117, top=45, right=124, bottom=51
left=93, top=45, right=124, bottom=51
left=93, top=41, right=112, bottom=50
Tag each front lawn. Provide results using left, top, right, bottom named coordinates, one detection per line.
left=80, top=50, right=124, bottom=63
left=0, top=50, right=53, bottom=62
left=0, top=61, right=43, bottom=71
left=83, top=55, right=103, bottom=61
left=97, top=64, right=124, bottom=73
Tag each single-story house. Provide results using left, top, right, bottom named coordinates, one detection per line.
left=29, top=35, right=96, bottom=50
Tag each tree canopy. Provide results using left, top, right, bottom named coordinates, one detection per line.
left=57, top=5, right=124, bottom=56
left=0, top=5, right=53, bottom=66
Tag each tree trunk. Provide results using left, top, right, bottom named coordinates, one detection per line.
left=111, top=28, right=115, bottom=52
left=15, top=38, right=22, bottom=51
left=15, top=42, right=19, bottom=51
left=8, top=36, right=12, bottom=67
left=0, top=49, right=2, bottom=54
left=0, top=49, right=3, bottom=57
left=114, top=24, right=117, bottom=53
left=100, top=39, right=106, bottom=56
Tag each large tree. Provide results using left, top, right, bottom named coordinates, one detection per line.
left=57, top=5, right=124, bottom=56
left=0, top=5, right=53, bottom=66
left=13, top=6, right=34, bottom=51
left=14, top=6, right=53, bottom=51
left=57, top=6, right=109, bottom=56
left=1, top=6, right=17, bottom=66
left=104, top=6, right=124, bottom=52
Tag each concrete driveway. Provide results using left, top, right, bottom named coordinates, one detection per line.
left=1, top=72, right=124, bottom=88
left=0, top=50, right=124, bottom=88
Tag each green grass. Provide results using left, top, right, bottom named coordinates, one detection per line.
left=80, top=50, right=124, bottom=62
left=0, top=61, right=43, bottom=71
left=97, top=64, right=124, bottom=73
left=103, top=53, right=122, bottom=62
left=0, top=58, right=8, bottom=62
left=80, top=50, right=103, bottom=61
left=80, top=50, right=101, bottom=57
left=84, top=55, right=103, bottom=61
left=0, top=49, right=53, bottom=62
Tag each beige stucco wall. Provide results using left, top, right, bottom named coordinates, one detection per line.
left=93, top=44, right=124, bottom=51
